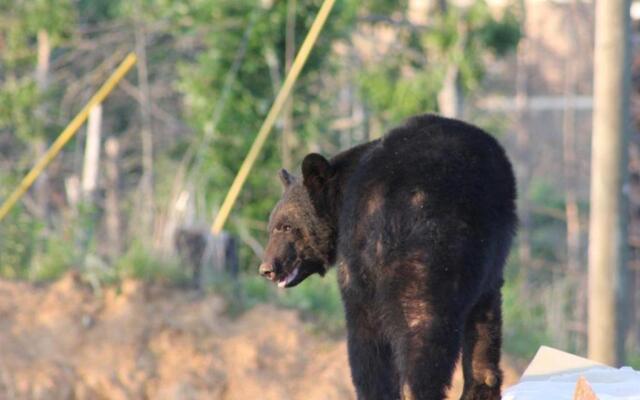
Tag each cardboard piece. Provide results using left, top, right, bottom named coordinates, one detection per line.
left=520, top=346, right=611, bottom=382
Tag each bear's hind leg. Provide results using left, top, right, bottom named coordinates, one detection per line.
left=460, top=290, right=503, bottom=400
left=345, top=300, right=400, bottom=400
left=394, top=314, right=463, bottom=400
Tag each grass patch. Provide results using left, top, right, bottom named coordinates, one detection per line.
left=627, top=351, right=640, bottom=370
left=502, top=278, right=552, bottom=361
left=274, top=269, right=345, bottom=335
left=115, top=241, right=190, bottom=286
left=28, top=237, right=75, bottom=282
left=212, top=269, right=346, bottom=336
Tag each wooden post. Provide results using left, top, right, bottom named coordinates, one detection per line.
left=588, top=0, right=631, bottom=366
left=82, top=105, right=102, bottom=201
left=175, top=227, right=238, bottom=288
left=33, top=29, right=51, bottom=221
left=201, top=231, right=239, bottom=284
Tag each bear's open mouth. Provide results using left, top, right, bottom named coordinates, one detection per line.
left=277, top=266, right=300, bottom=288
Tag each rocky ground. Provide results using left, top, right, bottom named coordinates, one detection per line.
left=0, top=273, right=521, bottom=399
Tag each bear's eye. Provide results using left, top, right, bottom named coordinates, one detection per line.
left=274, top=224, right=292, bottom=233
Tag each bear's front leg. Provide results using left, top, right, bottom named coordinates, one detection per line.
left=344, top=297, right=401, bottom=400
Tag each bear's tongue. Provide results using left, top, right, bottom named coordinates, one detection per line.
left=278, top=266, right=300, bottom=288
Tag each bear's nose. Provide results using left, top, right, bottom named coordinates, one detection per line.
left=259, top=263, right=275, bottom=280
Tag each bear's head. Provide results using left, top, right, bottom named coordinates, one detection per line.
left=259, top=154, right=335, bottom=288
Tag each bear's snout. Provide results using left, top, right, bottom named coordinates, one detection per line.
left=259, top=262, right=276, bottom=280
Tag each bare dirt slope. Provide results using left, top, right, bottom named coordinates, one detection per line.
left=0, top=273, right=520, bottom=399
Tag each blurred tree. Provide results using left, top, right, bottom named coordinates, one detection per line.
left=0, top=0, right=75, bottom=271
left=588, top=0, right=631, bottom=367
left=357, top=0, right=520, bottom=127
left=0, top=0, right=75, bottom=154
left=172, top=0, right=356, bottom=268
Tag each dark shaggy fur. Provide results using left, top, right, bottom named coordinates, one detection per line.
left=259, top=114, right=517, bottom=400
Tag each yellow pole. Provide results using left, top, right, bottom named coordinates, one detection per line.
left=0, top=52, right=137, bottom=222
left=211, top=0, right=336, bottom=234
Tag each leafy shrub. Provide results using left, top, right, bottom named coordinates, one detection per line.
left=214, top=269, right=345, bottom=336
left=0, top=206, right=40, bottom=279
left=115, top=241, right=190, bottom=285
left=28, top=237, right=74, bottom=282
left=502, top=276, right=552, bottom=361
left=274, top=269, right=345, bottom=335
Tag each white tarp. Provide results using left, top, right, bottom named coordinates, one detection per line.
left=503, top=346, right=640, bottom=400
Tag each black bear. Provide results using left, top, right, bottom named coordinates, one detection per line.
left=259, top=114, right=517, bottom=400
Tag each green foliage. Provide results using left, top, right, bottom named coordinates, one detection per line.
left=476, top=7, right=521, bottom=56
left=0, top=0, right=568, bottom=361
left=174, top=0, right=357, bottom=271
left=75, top=0, right=123, bottom=24
left=0, top=78, right=42, bottom=142
left=28, top=237, right=75, bottom=282
left=628, top=352, right=640, bottom=370
left=528, top=179, right=570, bottom=268
left=0, top=0, right=75, bottom=142
left=0, top=207, right=40, bottom=279
left=360, top=0, right=407, bottom=15
left=274, top=269, right=345, bottom=335
left=502, top=270, right=552, bottom=360
left=115, top=242, right=190, bottom=285
left=0, top=194, right=75, bottom=282
left=21, top=0, right=76, bottom=42
left=357, top=0, right=521, bottom=126
left=358, top=63, right=441, bottom=124
left=215, top=270, right=345, bottom=336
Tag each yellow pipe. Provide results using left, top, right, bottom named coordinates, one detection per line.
left=211, top=0, right=336, bottom=234
left=0, top=52, right=137, bottom=222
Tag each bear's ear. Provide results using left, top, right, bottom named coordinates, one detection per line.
left=278, top=168, right=296, bottom=188
left=302, top=153, right=331, bottom=194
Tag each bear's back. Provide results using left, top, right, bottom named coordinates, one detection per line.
left=336, top=114, right=516, bottom=284
left=341, top=114, right=515, bottom=219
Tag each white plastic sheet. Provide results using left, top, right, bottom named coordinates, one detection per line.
left=503, top=346, right=640, bottom=400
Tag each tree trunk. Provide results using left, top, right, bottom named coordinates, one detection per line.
left=588, top=0, right=631, bottom=367
left=563, top=58, right=585, bottom=351
left=407, top=0, right=460, bottom=119
left=105, top=137, right=122, bottom=259
left=135, top=5, right=155, bottom=240
left=437, top=64, right=462, bottom=118
left=281, top=0, right=297, bottom=170
left=33, top=29, right=51, bottom=222
left=562, top=5, right=586, bottom=352
left=515, top=37, right=532, bottom=296
left=368, top=114, right=383, bottom=140
left=407, top=0, right=430, bottom=26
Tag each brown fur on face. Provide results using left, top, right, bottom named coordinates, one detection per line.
left=260, top=172, right=335, bottom=288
